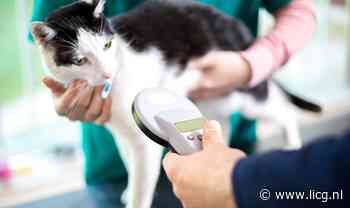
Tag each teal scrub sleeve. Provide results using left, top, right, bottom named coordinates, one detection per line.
left=262, top=0, right=293, bottom=13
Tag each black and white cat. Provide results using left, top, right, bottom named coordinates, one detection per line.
left=31, top=0, right=321, bottom=207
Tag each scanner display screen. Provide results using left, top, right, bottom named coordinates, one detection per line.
left=175, top=118, right=205, bottom=133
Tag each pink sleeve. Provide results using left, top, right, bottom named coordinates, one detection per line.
left=240, top=0, right=316, bottom=87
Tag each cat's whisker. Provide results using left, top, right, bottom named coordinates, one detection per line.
left=52, top=41, right=77, bottom=50
left=57, top=39, right=78, bottom=48
left=55, top=18, right=78, bottom=43
left=99, top=17, right=104, bottom=34
left=57, top=27, right=76, bottom=43
left=75, top=16, right=85, bottom=30
left=65, top=16, right=80, bottom=31
left=125, top=38, right=137, bottom=49
left=57, top=18, right=71, bottom=30
left=72, top=18, right=83, bottom=31
left=63, top=40, right=77, bottom=48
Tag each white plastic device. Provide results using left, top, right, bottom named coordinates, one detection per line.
left=132, top=88, right=205, bottom=155
left=101, top=78, right=113, bottom=99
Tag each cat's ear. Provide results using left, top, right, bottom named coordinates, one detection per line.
left=80, top=0, right=105, bottom=18
left=93, top=0, right=105, bottom=18
left=80, top=0, right=94, bottom=4
left=31, top=22, right=56, bottom=45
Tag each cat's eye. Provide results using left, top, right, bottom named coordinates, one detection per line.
left=104, top=40, right=112, bottom=50
left=73, top=57, right=88, bottom=66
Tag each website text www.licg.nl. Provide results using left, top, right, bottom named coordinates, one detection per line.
left=259, top=188, right=344, bottom=203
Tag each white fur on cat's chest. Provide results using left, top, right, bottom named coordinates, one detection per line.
left=107, top=46, right=172, bottom=131
left=111, top=47, right=167, bottom=100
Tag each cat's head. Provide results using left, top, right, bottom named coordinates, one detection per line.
left=32, top=0, right=120, bottom=86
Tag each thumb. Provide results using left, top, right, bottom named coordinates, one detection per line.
left=42, top=77, right=66, bottom=95
left=202, top=120, right=224, bottom=148
left=163, top=152, right=183, bottom=182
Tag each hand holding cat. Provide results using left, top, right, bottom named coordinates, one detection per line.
left=188, top=51, right=252, bottom=101
left=43, top=77, right=112, bottom=125
left=163, top=120, right=246, bottom=208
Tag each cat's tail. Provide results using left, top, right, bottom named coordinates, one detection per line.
left=276, top=82, right=322, bottom=113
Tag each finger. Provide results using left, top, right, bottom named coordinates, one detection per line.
left=202, top=120, right=224, bottom=148
left=163, top=152, right=182, bottom=182
left=84, top=86, right=104, bottom=122
left=189, top=54, right=215, bottom=71
left=189, top=87, right=223, bottom=101
left=199, top=77, right=215, bottom=88
left=188, top=76, right=216, bottom=99
left=95, top=95, right=112, bottom=125
left=42, top=77, right=66, bottom=96
left=55, top=81, right=80, bottom=116
left=67, top=81, right=94, bottom=121
left=71, top=82, right=94, bottom=120
left=188, top=89, right=211, bottom=101
left=78, top=82, right=94, bottom=108
left=66, top=104, right=81, bottom=121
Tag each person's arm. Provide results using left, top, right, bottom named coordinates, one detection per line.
left=241, top=0, right=316, bottom=87
left=163, top=121, right=350, bottom=208
left=233, top=133, right=350, bottom=208
left=188, top=0, right=316, bottom=100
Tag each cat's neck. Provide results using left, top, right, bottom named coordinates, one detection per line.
left=111, top=34, right=166, bottom=96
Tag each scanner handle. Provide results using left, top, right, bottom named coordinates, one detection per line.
left=168, top=130, right=203, bottom=155
left=155, top=110, right=204, bottom=155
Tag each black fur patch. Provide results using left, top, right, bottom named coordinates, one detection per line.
left=240, top=81, right=269, bottom=101
left=45, top=1, right=113, bottom=66
left=112, top=0, right=253, bottom=67
left=111, top=0, right=266, bottom=99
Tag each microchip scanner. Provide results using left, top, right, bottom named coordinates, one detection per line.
left=132, top=88, right=205, bottom=155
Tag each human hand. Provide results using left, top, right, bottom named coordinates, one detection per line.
left=188, top=51, right=252, bottom=101
left=42, top=77, right=112, bottom=124
left=163, top=121, right=246, bottom=208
